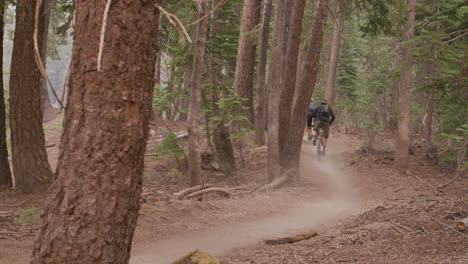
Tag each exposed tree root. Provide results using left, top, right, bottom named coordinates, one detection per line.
left=265, top=232, right=318, bottom=245
left=187, top=187, right=231, bottom=199
left=175, top=184, right=214, bottom=199
left=256, top=168, right=296, bottom=192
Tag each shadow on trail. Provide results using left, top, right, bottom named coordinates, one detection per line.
left=132, top=140, right=361, bottom=264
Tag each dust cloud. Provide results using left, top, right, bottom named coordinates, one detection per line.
left=132, top=141, right=361, bottom=264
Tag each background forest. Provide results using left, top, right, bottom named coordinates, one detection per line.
left=0, top=0, right=466, bottom=263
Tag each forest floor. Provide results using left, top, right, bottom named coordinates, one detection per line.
left=0, top=117, right=467, bottom=264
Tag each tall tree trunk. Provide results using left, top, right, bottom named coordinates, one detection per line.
left=30, top=1, right=160, bottom=262
left=278, top=0, right=306, bottom=166
left=267, top=0, right=287, bottom=181
left=10, top=0, right=53, bottom=192
left=254, top=0, right=273, bottom=146
left=0, top=1, right=11, bottom=187
left=234, top=0, right=261, bottom=124
left=282, top=0, right=329, bottom=172
left=188, top=1, right=209, bottom=186
left=395, top=0, right=417, bottom=168
left=324, top=0, right=342, bottom=105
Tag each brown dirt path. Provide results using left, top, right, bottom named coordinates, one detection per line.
left=131, top=134, right=375, bottom=263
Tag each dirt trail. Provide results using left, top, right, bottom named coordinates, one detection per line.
left=132, top=137, right=363, bottom=264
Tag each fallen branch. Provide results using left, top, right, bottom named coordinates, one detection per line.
left=455, top=217, right=468, bottom=232
left=5, top=199, right=28, bottom=208
left=186, top=187, right=231, bottom=199
left=175, top=184, right=214, bottom=199
left=431, top=216, right=468, bottom=239
left=265, top=232, right=318, bottom=245
left=257, top=175, right=290, bottom=192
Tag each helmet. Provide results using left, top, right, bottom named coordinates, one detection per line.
left=321, top=99, right=328, bottom=105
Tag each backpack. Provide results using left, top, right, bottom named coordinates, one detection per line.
left=317, top=105, right=331, bottom=122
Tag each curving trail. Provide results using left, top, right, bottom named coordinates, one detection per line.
left=131, top=137, right=362, bottom=264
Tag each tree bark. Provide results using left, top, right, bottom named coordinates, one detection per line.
left=10, top=0, right=53, bottom=192
left=0, top=1, right=11, bottom=188
left=324, top=0, right=343, bottom=105
left=30, top=0, right=160, bottom=262
left=254, top=0, right=273, bottom=146
left=282, top=0, right=329, bottom=172
left=179, top=65, right=192, bottom=122
left=267, top=0, right=287, bottom=181
left=234, top=0, right=262, bottom=124
left=395, top=0, right=417, bottom=168
left=188, top=1, right=209, bottom=186
left=278, top=0, right=306, bottom=165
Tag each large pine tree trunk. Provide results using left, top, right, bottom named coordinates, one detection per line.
left=254, top=0, right=273, bottom=146
left=10, top=0, right=53, bottom=192
left=267, top=0, right=287, bottom=181
left=188, top=1, right=209, bottom=186
left=0, top=1, right=11, bottom=187
left=282, top=0, right=329, bottom=172
left=30, top=1, right=160, bottom=262
left=278, top=0, right=306, bottom=167
left=395, top=0, right=417, bottom=168
left=234, top=0, right=261, bottom=124
left=324, top=0, right=342, bottom=104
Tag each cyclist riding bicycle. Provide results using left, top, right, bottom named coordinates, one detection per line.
left=311, top=99, right=335, bottom=155
left=306, top=98, right=316, bottom=140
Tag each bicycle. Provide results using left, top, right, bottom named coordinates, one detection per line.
left=316, top=129, right=325, bottom=160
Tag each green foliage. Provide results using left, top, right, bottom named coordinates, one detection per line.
left=155, top=132, right=185, bottom=164
left=354, top=0, right=406, bottom=37
left=16, top=207, right=41, bottom=224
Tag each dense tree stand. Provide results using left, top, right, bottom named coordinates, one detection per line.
left=30, top=1, right=160, bottom=263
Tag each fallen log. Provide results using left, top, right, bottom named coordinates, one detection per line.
left=175, top=184, right=214, bottom=199
left=257, top=175, right=290, bottom=192
left=186, top=187, right=231, bottom=199
left=265, top=232, right=318, bottom=245
left=455, top=217, right=468, bottom=232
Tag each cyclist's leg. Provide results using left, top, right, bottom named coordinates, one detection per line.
left=322, top=122, right=330, bottom=149
left=313, top=120, right=321, bottom=145
left=306, top=114, right=313, bottom=140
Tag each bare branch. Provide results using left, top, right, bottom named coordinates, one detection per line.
left=34, top=0, right=65, bottom=109
left=97, top=0, right=112, bottom=72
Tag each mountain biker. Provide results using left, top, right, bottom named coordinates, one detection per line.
left=306, top=98, right=316, bottom=140
left=311, top=99, right=335, bottom=154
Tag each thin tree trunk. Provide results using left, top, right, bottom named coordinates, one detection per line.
left=209, top=0, right=236, bottom=177
left=278, top=0, right=306, bottom=166
left=30, top=1, right=160, bottom=262
left=179, top=65, right=192, bottom=122
left=152, top=51, right=161, bottom=120
left=425, top=0, right=439, bottom=149
left=234, top=0, right=261, bottom=124
left=10, top=0, right=53, bottom=192
left=188, top=1, right=209, bottom=186
left=324, top=0, right=343, bottom=104
left=282, top=0, right=329, bottom=172
left=395, top=0, right=417, bottom=168
left=267, top=0, right=287, bottom=181
left=254, top=0, right=273, bottom=146
left=0, top=1, right=11, bottom=187
left=39, top=0, right=57, bottom=123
